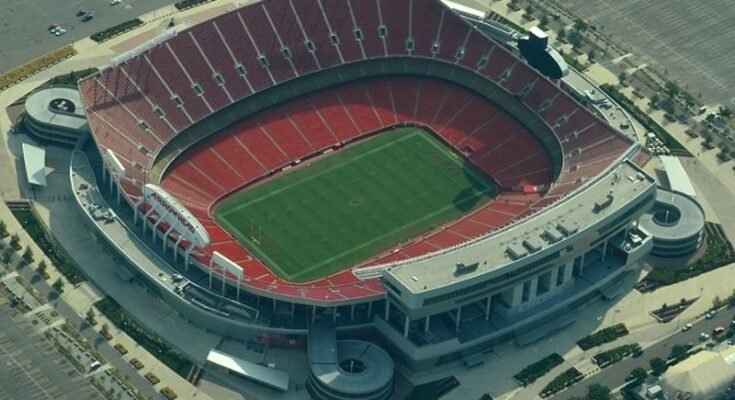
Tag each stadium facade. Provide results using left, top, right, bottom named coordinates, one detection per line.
left=73, top=0, right=657, bottom=393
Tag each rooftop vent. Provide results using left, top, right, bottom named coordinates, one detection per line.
left=593, top=193, right=614, bottom=212
left=454, top=262, right=479, bottom=276
left=557, top=220, right=579, bottom=236
left=522, top=237, right=543, bottom=253
left=507, top=243, right=528, bottom=260
left=543, top=227, right=564, bottom=243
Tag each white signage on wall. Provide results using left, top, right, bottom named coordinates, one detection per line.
left=142, top=184, right=211, bottom=248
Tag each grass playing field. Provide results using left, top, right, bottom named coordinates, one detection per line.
left=213, top=127, right=497, bottom=282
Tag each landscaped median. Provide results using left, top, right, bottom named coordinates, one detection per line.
left=592, top=343, right=641, bottom=369
left=513, top=353, right=565, bottom=386
left=0, top=45, right=76, bottom=91
left=91, top=18, right=144, bottom=43
left=540, top=367, right=583, bottom=398
left=599, top=83, right=689, bottom=154
left=95, top=297, right=193, bottom=377
left=10, top=208, right=86, bottom=285
left=576, top=323, right=629, bottom=350
left=175, top=0, right=216, bottom=11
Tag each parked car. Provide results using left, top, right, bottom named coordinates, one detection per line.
left=700, top=332, right=711, bottom=341
left=682, top=323, right=693, bottom=332
left=110, top=0, right=122, bottom=4
left=713, top=326, right=726, bottom=336
left=49, top=26, right=66, bottom=36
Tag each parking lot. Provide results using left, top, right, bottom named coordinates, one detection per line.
left=0, top=0, right=175, bottom=74
left=0, top=291, right=101, bottom=400
left=560, top=0, right=735, bottom=106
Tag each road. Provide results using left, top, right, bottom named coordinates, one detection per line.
left=0, top=0, right=176, bottom=74
left=554, top=308, right=734, bottom=399
left=9, top=262, right=161, bottom=400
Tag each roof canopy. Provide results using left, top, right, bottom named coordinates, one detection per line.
left=22, top=143, right=47, bottom=186
left=206, top=349, right=289, bottom=391
left=661, top=155, right=696, bottom=197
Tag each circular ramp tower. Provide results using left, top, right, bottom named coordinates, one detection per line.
left=307, top=321, right=394, bottom=400
left=639, top=188, right=705, bottom=259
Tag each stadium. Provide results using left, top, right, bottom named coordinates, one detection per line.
left=72, top=0, right=658, bottom=396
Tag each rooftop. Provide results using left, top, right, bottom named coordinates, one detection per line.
left=385, top=160, right=656, bottom=294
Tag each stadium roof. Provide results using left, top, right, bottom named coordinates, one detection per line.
left=22, top=143, right=47, bottom=186
left=206, top=349, right=289, bottom=391
left=386, top=160, right=655, bottom=294
left=660, top=155, right=697, bottom=197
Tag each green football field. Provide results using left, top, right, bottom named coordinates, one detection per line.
left=213, top=127, right=497, bottom=282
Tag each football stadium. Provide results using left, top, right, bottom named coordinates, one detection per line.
left=70, top=0, right=659, bottom=397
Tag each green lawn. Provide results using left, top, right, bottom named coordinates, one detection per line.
left=213, top=127, right=497, bottom=282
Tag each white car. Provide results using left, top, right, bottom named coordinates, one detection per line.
left=110, top=0, right=122, bottom=4
left=700, top=332, right=711, bottom=341
left=682, top=323, right=693, bottom=332
left=52, top=27, right=67, bottom=36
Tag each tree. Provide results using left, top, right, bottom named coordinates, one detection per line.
left=86, top=307, right=96, bottom=322
left=101, top=323, right=110, bottom=334
left=525, top=5, right=534, bottom=14
left=9, top=233, right=20, bottom=250
left=539, top=14, right=550, bottom=27
left=650, top=357, right=667, bottom=376
left=0, top=220, right=6, bottom=237
left=37, top=260, right=47, bottom=276
left=22, top=246, right=34, bottom=263
left=618, top=72, right=627, bottom=84
left=718, top=106, right=732, bottom=119
left=651, top=93, right=660, bottom=107
left=665, top=81, right=680, bottom=99
left=629, top=367, right=647, bottom=384
left=52, top=278, right=65, bottom=293
left=713, top=295, right=723, bottom=308
left=557, top=29, right=566, bottom=41
left=587, top=383, right=612, bottom=400
left=573, top=19, right=588, bottom=32
left=588, top=49, right=596, bottom=61
left=1, top=251, right=10, bottom=264
left=670, top=344, right=688, bottom=360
